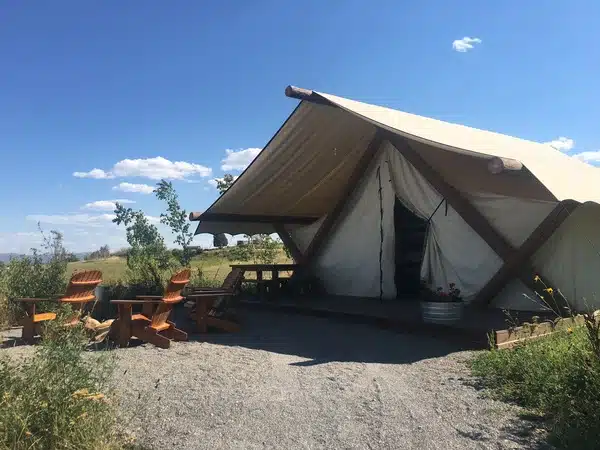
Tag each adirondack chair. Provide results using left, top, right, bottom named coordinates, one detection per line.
left=16, top=270, right=103, bottom=343
left=110, top=269, right=190, bottom=349
left=187, top=268, right=244, bottom=333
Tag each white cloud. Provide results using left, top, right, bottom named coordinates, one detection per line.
left=544, top=136, right=575, bottom=152
left=82, top=199, right=136, bottom=211
left=221, top=148, right=261, bottom=171
left=112, top=182, right=154, bottom=194
left=73, top=168, right=115, bottom=179
left=74, top=157, right=212, bottom=181
left=452, top=37, right=482, bottom=52
left=25, top=212, right=161, bottom=228
left=573, top=151, right=600, bottom=163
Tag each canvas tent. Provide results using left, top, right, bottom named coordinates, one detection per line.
left=191, top=86, right=600, bottom=311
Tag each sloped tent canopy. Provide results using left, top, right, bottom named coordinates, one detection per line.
left=191, top=87, right=600, bottom=311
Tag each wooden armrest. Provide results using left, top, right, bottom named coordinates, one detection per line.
left=110, top=299, right=164, bottom=304
left=135, top=295, right=164, bottom=299
left=15, top=297, right=60, bottom=303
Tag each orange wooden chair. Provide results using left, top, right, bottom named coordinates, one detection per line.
left=186, top=268, right=244, bottom=333
left=110, top=269, right=190, bottom=349
left=16, top=270, right=103, bottom=343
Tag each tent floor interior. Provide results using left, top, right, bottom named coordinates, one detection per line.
left=239, top=295, right=556, bottom=349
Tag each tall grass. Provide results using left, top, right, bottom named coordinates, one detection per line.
left=0, top=308, right=130, bottom=449
left=472, top=325, right=600, bottom=449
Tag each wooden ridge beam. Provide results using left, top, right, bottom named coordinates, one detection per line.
left=301, top=130, right=383, bottom=265
left=274, top=223, right=303, bottom=262
left=474, top=200, right=578, bottom=306
left=189, top=212, right=319, bottom=225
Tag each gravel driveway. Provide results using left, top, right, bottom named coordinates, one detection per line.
left=2, top=309, right=545, bottom=449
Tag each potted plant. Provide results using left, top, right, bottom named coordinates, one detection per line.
left=419, top=281, right=464, bottom=325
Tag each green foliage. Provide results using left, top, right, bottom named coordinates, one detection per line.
left=154, top=180, right=195, bottom=266
left=213, top=233, right=228, bottom=249
left=0, top=228, right=70, bottom=326
left=226, top=235, right=281, bottom=264
left=0, top=306, right=126, bottom=449
left=471, top=326, right=600, bottom=449
left=112, top=202, right=176, bottom=290
left=216, top=174, right=235, bottom=195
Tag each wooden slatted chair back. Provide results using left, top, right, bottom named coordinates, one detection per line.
left=163, top=268, right=191, bottom=303
left=149, top=269, right=190, bottom=330
left=222, top=268, right=244, bottom=292
left=61, top=270, right=103, bottom=303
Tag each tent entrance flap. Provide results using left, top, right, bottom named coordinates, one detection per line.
left=394, top=198, right=428, bottom=299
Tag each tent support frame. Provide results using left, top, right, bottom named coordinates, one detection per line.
left=473, top=200, right=577, bottom=307
left=386, top=133, right=565, bottom=311
left=274, top=223, right=303, bottom=262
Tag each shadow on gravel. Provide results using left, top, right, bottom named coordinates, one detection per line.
left=186, top=309, right=472, bottom=365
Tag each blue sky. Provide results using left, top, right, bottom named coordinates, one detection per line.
left=1, top=0, right=599, bottom=253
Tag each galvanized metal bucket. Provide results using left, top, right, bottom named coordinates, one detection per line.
left=420, top=301, right=464, bottom=325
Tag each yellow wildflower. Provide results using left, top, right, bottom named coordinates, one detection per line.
left=544, top=288, right=554, bottom=295
left=567, top=327, right=573, bottom=334
left=534, top=275, right=541, bottom=282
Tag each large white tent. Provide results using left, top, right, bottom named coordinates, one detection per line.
left=191, top=87, right=600, bottom=311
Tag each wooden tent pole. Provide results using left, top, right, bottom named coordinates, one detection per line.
left=274, top=223, right=303, bottom=262
left=473, top=200, right=577, bottom=306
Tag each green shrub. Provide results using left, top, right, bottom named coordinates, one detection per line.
left=0, top=307, right=128, bottom=449
left=0, top=229, right=70, bottom=327
left=471, top=327, right=600, bottom=449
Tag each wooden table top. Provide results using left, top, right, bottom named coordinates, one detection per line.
left=230, top=263, right=300, bottom=271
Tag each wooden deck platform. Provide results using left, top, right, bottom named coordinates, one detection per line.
left=240, top=294, right=554, bottom=349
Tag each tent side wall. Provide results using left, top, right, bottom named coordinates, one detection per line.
left=286, top=140, right=576, bottom=311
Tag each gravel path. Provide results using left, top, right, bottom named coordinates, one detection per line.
left=2, top=310, right=545, bottom=449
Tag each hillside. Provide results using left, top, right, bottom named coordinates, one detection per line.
left=67, top=249, right=292, bottom=283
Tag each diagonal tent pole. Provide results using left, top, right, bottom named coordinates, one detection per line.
left=300, top=130, right=384, bottom=266
left=385, top=133, right=561, bottom=307
left=473, top=200, right=578, bottom=307
left=274, top=223, right=303, bottom=262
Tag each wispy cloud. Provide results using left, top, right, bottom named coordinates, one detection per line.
left=452, top=37, right=482, bottom=52
left=544, top=136, right=575, bottom=152
left=73, top=168, right=115, bottom=179
left=82, top=199, right=135, bottom=211
left=573, top=151, right=600, bottom=164
left=74, top=157, right=212, bottom=181
left=221, top=148, right=261, bottom=171
left=112, top=182, right=154, bottom=194
left=26, top=213, right=160, bottom=227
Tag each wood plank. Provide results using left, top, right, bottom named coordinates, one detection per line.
left=301, top=130, right=383, bottom=264
left=189, top=212, right=319, bottom=224
left=474, top=200, right=578, bottom=306
left=274, top=223, right=303, bottom=262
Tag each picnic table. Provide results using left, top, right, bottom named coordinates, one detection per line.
left=230, top=264, right=300, bottom=298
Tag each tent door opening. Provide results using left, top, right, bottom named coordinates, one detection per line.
left=394, top=198, right=428, bottom=299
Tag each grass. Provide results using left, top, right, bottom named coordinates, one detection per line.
left=471, top=327, right=600, bottom=449
left=68, top=249, right=292, bottom=284
left=0, top=307, right=129, bottom=449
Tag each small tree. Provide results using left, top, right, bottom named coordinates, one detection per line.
left=216, top=174, right=235, bottom=195
left=213, top=233, right=228, bottom=248
left=113, top=203, right=174, bottom=288
left=154, top=180, right=195, bottom=266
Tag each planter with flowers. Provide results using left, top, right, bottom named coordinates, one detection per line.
left=419, top=281, right=464, bottom=325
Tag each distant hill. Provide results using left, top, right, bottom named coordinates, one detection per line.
left=0, top=253, right=89, bottom=263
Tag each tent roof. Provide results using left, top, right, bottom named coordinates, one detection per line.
left=193, top=88, right=600, bottom=235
